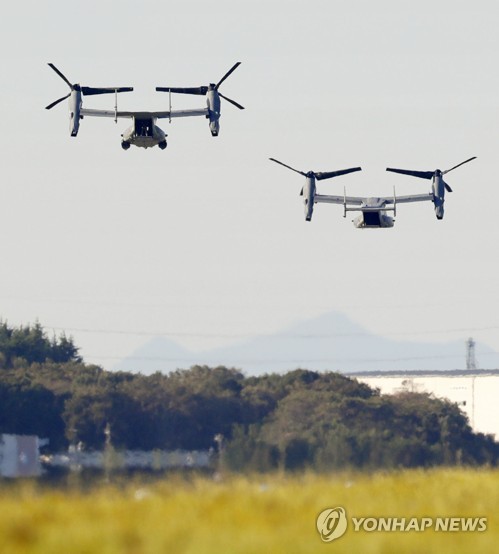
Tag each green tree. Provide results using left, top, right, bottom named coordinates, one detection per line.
left=0, top=321, right=82, bottom=368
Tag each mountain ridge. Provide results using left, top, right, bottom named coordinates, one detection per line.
left=113, top=311, right=499, bottom=375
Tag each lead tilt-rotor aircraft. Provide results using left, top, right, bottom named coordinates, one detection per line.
left=45, top=63, right=244, bottom=150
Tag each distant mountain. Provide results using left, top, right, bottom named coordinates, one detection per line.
left=114, top=336, right=194, bottom=374
left=113, top=311, right=499, bottom=375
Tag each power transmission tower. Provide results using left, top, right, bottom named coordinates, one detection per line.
left=466, top=337, right=477, bottom=370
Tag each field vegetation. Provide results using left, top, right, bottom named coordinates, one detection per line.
left=0, top=468, right=497, bottom=554
left=1, top=321, right=498, bottom=552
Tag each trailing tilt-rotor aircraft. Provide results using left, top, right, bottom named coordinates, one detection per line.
left=386, top=157, right=476, bottom=219
left=45, top=62, right=243, bottom=150
left=269, top=158, right=362, bottom=221
left=315, top=190, right=433, bottom=228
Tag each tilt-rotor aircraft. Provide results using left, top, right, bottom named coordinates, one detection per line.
left=269, top=158, right=362, bottom=221
left=386, top=157, right=476, bottom=219
left=272, top=156, right=476, bottom=228
left=45, top=63, right=243, bottom=150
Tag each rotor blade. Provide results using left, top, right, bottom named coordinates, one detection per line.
left=386, top=168, right=434, bottom=180
left=215, top=62, right=241, bottom=90
left=45, top=93, right=71, bottom=110
left=47, top=63, right=73, bottom=89
left=81, top=86, right=133, bottom=96
left=443, top=181, right=453, bottom=193
left=442, top=156, right=477, bottom=175
left=218, top=92, right=245, bottom=110
left=269, top=158, right=307, bottom=177
left=155, top=86, right=207, bottom=95
left=315, top=167, right=362, bottom=181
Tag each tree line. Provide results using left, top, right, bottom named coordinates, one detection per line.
left=0, top=321, right=497, bottom=471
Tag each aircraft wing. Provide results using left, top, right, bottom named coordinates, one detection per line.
left=384, top=193, right=434, bottom=205
left=315, top=194, right=364, bottom=205
left=80, top=108, right=209, bottom=119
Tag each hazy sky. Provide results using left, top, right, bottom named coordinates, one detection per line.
left=1, top=0, right=498, bottom=370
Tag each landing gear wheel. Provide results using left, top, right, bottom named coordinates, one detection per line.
left=159, top=141, right=167, bottom=150
left=121, top=141, right=131, bottom=150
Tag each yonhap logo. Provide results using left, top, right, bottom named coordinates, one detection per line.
left=316, top=507, right=348, bottom=542
left=316, top=507, right=488, bottom=543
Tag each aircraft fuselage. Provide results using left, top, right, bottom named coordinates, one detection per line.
left=353, top=198, right=394, bottom=228
left=121, top=117, right=167, bottom=149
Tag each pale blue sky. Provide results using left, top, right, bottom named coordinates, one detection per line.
left=1, top=1, right=498, bottom=369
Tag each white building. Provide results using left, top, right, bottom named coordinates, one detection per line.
left=350, top=371, right=499, bottom=439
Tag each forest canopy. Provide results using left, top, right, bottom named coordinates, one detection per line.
left=0, top=321, right=497, bottom=471
left=0, top=320, right=81, bottom=368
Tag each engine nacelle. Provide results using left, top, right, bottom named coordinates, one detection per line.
left=432, top=177, right=445, bottom=220
left=303, top=176, right=316, bottom=221
left=206, top=89, right=221, bottom=136
left=434, top=203, right=444, bottom=219
left=69, top=89, right=82, bottom=137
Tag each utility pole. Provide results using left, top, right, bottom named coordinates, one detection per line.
left=466, top=338, right=478, bottom=429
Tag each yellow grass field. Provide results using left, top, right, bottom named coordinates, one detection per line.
left=0, top=468, right=497, bottom=554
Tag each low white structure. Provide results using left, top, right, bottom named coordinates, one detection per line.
left=0, top=434, right=42, bottom=478
left=42, top=449, right=212, bottom=471
left=351, top=371, right=499, bottom=439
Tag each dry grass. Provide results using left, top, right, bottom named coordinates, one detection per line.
left=0, top=468, right=497, bottom=553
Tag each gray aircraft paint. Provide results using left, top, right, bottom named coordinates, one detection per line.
left=386, top=157, right=476, bottom=220
left=45, top=63, right=133, bottom=139
left=156, top=62, right=244, bottom=139
left=206, top=88, right=221, bottom=136
left=269, top=158, right=362, bottom=222
left=46, top=63, right=243, bottom=149
left=69, top=89, right=82, bottom=137
left=302, top=175, right=316, bottom=221
left=316, top=190, right=433, bottom=228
